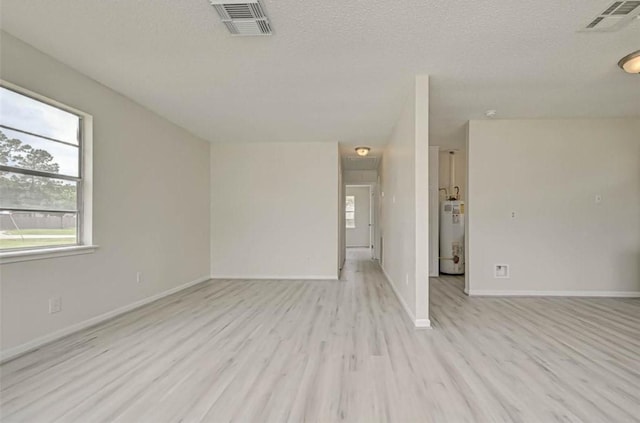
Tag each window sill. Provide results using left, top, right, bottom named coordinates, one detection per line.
left=0, top=245, right=98, bottom=265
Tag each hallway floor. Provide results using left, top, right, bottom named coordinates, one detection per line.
left=1, top=249, right=639, bottom=422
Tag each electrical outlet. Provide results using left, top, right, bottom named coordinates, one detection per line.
left=511, top=211, right=516, bottom=219
left=49, top=296, right=62, bottom=314
left=494, top=264, right=510, bottom=279
left=136, top=272, right=143, bottom=283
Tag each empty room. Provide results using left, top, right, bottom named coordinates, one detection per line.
left=1, top=1, right=639, bottom=422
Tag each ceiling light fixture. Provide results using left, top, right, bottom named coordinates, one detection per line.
left=355, top=146, right=371, bottom=156
left=618, top=50, right=640, bottom=73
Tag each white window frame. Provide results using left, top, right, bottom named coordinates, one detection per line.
left=0, top=81, right=96, bottom=264
left=345, top=195, right=355, bottom=229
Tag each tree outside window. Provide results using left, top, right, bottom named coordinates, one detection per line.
left=0, top=85, right=83, bottom=251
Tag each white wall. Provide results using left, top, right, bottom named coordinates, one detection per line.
left=210, top=142, right=339, bottom=279
left=428, top=146, right=440, bottom=276
left=438, top=149, right=466, bottom=201
left=414, top=76, right=430, bottom=322
left=379, top=75, right=430, bottom=326
left=343, top=170, right=377, bottom=184
left=467, top=119, right=640, bottom=295
left=0, top=32, right=211, bottom=355
left=338, top=159, right=346, bottom=272
left=345, top=186, right=370, bottom=247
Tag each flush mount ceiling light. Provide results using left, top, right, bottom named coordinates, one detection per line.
left=355, top=146, right=371, bottom=157
left=618, top=50, right=640, bottom=73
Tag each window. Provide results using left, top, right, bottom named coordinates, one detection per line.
left=0, top=83, right=92, bottom=255
left=346, top=195, right=355, bottom=228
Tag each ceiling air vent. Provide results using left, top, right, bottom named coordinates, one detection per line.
left=209, top=0, right=272, bottom=36
left=581, top=1, right=640, bottom=32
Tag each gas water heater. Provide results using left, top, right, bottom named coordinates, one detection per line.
left=440, top=200, right=465, bottom=274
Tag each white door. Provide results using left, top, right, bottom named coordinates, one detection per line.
left=346, top=186, right=371, bottom=248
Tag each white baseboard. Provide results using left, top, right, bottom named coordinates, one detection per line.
left=211, top=274, right=339, bottom=280
left=0, top=275, right=211, bottom=364
left=380, top=266, right=431, bottom=329
left=414, top=318, right=432, bottom=328
left=467, top=289, right=640, bottom=298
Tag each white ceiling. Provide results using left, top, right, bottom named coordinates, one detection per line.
left=1, top=1, right=638, bottom=150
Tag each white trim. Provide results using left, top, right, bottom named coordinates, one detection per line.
left=381, top=266, right=431, bottom=329
left=211, top=274, right=339, bottom=280
left=0, top=245, right=98, bottom=265
left=415, top=318, right=431, bottom=328
left=0, top=275, right=211, bottom=363
left=1, top=80, right=88, bottom=116
left=467, top=289, right=640, bottom=298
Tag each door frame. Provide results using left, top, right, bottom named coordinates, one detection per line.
left=345, top=184, right=374, bottom=258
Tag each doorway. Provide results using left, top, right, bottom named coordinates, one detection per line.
left=436, top=148, right=467, bottom=293
left=345, top=185, right=372, bottom=255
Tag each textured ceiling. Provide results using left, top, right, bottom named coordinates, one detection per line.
left=0, top=0, right=638, bottom=150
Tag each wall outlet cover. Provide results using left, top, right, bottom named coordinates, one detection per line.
left=49, top=296, right=62, bottom=314
left=495, top=264, right=510, bottom=278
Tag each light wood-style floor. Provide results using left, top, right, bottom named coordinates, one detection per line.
left=1, top=249, right=639, bottom=422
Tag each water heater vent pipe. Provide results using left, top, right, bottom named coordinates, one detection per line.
left=449, top=151, right=456, bottom=200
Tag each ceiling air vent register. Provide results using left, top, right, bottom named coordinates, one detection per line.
left=581, top=1, right=640, bottom=31
left=209, top=0, right=272, bottom=36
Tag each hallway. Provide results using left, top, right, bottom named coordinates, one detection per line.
left=1, top=250, right=639, bottom=422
